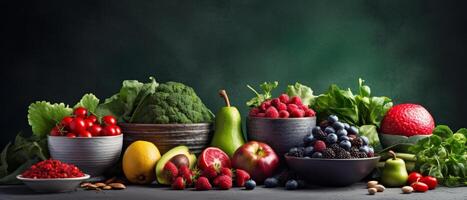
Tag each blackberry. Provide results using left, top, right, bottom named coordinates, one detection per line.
left=351, top=137, right=363, bottom=148
left=329, top=143, right=340, bottom=151
left=336, top=151, right=351, bottom=159
left=313, top=129, right=327, bottom=141
left=322, top=148, right=336, bottom=159
left=350, top=147, right=360, bottom=158
left=357, top=152, right=368, bottom=158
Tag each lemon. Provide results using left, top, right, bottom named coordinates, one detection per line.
left=123, top=141, right=161, bottom=184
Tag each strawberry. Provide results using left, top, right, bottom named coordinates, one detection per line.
left=381, top=104, right=435, bottom=136
left=202, top=165, right=218, bottom=180
left=235, top=169, right=250, bottom=187
left=171, top=177, right=185, bottom=190
left=220, top=167, right=232, bottom=177
left=313, top=140, right=326, bottom=152
left=163, top=162, right=179, bottom=182
left=214, top=175, right=232, bottom=190
left=179, top=165, right=193, bottom=185
left=195, top=177, right=212, bottom=190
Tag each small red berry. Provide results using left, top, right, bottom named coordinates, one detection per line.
left=290, top=109, right=305, bottom=118
left=260, top=100, right=272, bottom=111
left=304, top=109, right=316, bottom=117
left=265, top=107, right=279, bottom=118
left=279, top=110, right=290, bottom=118
left=314, top=140, right=326, bottom=152
left=279, top=94, right=290, bottom=103
left=276, top=102, right=287, bottom=111
left=289, top=96, right=303, bottom=105
left=249, top=108, right=260, bottom=117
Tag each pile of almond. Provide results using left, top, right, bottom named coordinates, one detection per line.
left=81, top=177, right=126, bottom=191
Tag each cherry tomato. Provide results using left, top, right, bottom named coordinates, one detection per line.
left=60, top=116, right=74, bottom=128
left=101, top=126, right=117, bottom=136
left=411, top=182, right=429, bottom=192
left=73, top=107, right=88, bottom=118
left=112, top=125, right=121, bottom=135
left=66, top=133, right=77, bottom=138
left=407, top=172, right=423, bottom=184
left=102, top=115, right=117, bottom=126
left=420, top=176, right=438, bottom=190
left=89, top=124, right=102, bottom=136
left=69, top=118, right=86, bottom=132
left=50, top=126, right=62, bottom=136
left=84, top=119, right=94, bottom=128
left=87, top=115, right=98, bottom=123
left=78, top=130, right=92, bottom=138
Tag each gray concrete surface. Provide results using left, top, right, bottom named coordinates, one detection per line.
left=0, top=183, right=465, bottom=200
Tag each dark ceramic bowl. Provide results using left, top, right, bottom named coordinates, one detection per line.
left=119, top=123, right=213, bottom=154
left=246, top=117, right=316, bottom=160
left=285, top=155, right=380, bottom=187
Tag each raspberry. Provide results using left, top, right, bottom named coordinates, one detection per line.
left=265, top=107, right=279, bottom=118
left=260, top=100, right=271, bottom=111
left=220, top=167, right=232, bottom=177
left=171, top=177, right=185, bottom=190
left=214, top=175, right=232, bottom=190
left=300, top=105, right=309, bottom=110
left=290, top=109, right=305, bottom=118
left=256, top=113, right=266, bottom=117
left=279, top=110, right=290, bottom=118
left=163, top=162, right=179, bottom=182
left=289, top=96, right=303, bottom=105
left=276, top=102, right=287, bottom=111
left=279, top=94, right=290, bottom=103
left=202, top=165, right=218, bottom=180
left=235, top=169, right=250, bottom=187
left=313, top=140, right=326, bottom=152
left=195, top=177, right=212, bottom=190
left=304, top=109, right=316, bottom=117
left=249, top=108, right=260, bottom=117
left=271, top=98, right=281, bottom=107
left=287, top=104, right=299, bottom=112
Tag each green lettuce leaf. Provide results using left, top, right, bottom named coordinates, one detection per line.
left=74, top=93, right=100, bottom=113
left=359, top=125, right=382, bottom=151
left=27, top=101, right=73, bottom=138
left=286, top=82, right=317, bottom=106
left=246, top=81, right=278, bottom=107
left=314, top=84, right=359, bottom=124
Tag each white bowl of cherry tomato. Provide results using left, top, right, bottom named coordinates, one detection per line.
left=47, top=107, right=123, bottom=176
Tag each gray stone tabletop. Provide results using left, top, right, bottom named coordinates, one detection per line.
left=0, top=183, right=465, bottom=200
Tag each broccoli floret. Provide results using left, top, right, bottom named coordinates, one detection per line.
left=131, top=82, right=214, bottom=124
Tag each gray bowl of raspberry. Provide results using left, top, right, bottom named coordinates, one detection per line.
left=17, top=174, right=90, bottom=193
left=285, top=155, right=380, bottom=186
left=247, top=117, right=316, bottom=161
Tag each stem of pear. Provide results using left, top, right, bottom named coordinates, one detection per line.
left=389, top=150, right=396, bottom=160
left=219, top=90, right=231, bottom=107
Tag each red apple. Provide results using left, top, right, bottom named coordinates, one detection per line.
left=232, top=141, right=279, bottom=183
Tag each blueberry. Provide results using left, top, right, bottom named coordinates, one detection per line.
left=336, top=129, right=348, bottom=137
left=359, top=146, right=369, bottom=154
left=332, top=122, right=345, bottom=130
left=348, top=126, right=359, bottom=135
left=339, top=135, right=350, bottom=141
left=245, top=180, right=256, bottom=190
left=360, top=136, right=369, bottom=145
left=339, top=140, right=351, bottom=150
left=304, top=146, right=314, bottom=156
left=264, top=177, right=279, bottom=188
left=326, top=133, right=338, bottom=144
left=285, top=179, right=299, bottom=190
left=324, top=126, right=335, bottom=134
left=311, top=152, right=323, bottom=158
left=368, top=147, right=374, bottom=154
left=343, top=123, right=350, bottom=130
left=312, top=126, right=321, bottom=135
left=303, top=134, right=314, bottom=144
left=327, top=115, right=339, bottom=124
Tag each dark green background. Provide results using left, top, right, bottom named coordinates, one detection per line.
left=1, top=0, right=467, bottom=148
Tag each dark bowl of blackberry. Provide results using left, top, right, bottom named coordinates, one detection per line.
left=284, top=115, right=380, bottom=187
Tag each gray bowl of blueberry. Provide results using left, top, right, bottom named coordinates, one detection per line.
left=284, top=115, right=380, bottom=187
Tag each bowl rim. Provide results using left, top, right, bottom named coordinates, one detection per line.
left=284, top=154, right=381, bottom=161
left=118, top=122, right=213, bottom=127
left=17, top=174, right=90, bottom=181
left=47, top=134, right=123, bottom=139
left=247, top=116, right=316, bottom=120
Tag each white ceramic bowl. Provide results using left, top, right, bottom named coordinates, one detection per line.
left=48, top=134, right=123, bottom=176
left=17, top=174, right=90, bottom=193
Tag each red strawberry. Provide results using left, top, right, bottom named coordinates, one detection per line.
left=214, top=175, right=232, bottom=190
left=171, top=177, right=185, bottom=190
left=279, top=94, right=290, bottom=103
left=202, top=165, right=218, bottom=180
left=313, top=140, right=326, bottom=152
left=220, top=167, right=232, bottom=177
left=179, top=165, right=193, bottom=185
left=249, top=108, right=260, bottom=117
left=163, top=162, right=179, bottom=181
left=304, top=109, right=316, bottom=117
left=265, top=107, right=279, bottom=118
left=289, top=96, right=302, bottom=105
left=381, top=104, right=435, bottom=136
left=195, top=177, right=212, bottom=190
left=279, top=110, right=290, bottom=118
left=235, top=169, right=250, bottom=187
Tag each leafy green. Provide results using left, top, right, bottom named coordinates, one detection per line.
left=96, top=77, right=158, bottom=122
left=312, top=78, right=392, bottom=127
left=74, top=93, right=100, bottom=113
left=27, top=102, right=73, bottom=138
left=286, top=82, right=317, bottom=106
left=131, top=82, right=214, bottom=124
left=359, top=125, right=382, bottom=151
left=409, top=125, right=467, bottom=187
left=246, top=81, right=278, bottom=107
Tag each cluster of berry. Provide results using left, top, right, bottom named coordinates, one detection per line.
left=249, top=94, right=316, bottom=118
left=21, top=159, right=85, bottom=179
